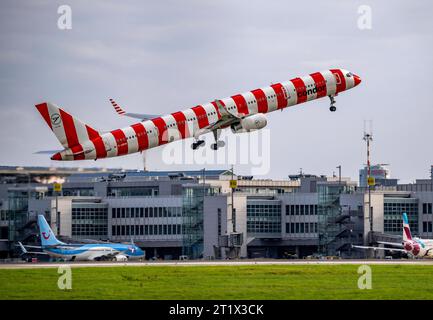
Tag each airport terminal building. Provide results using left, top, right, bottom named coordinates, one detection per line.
left=0, top=165, right=432, bottom=260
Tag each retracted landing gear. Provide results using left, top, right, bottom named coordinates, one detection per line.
left=329, top=95, right=336, bottom=112
left=210, top=129, right=225, bottom=150
left=191, top=139, right=205, bottom=150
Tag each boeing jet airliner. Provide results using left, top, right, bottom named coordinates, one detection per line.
left=19, top=215, right=145, bottom=261
left=35, top=68, right=361, bottom=161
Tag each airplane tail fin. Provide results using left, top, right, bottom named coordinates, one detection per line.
left=37, top=215, right=64, bottom=247
left=35, top=102, right=101, bottom=149
left=402, top=213, right=412, bottom=241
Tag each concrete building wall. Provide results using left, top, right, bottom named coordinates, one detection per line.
left=364, top=193, right=384, bottom=241
left=203, top=195, right=228, bottom=259
left=413, top=192, right=433, bottom=238
left=233, top=195, right=248, bottom=258
left=279, top=193, right=318, bottom=240
left=106, top=196, right=183, bottom=243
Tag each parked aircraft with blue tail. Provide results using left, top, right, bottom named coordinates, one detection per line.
left=19, top=215, right=145, bottom=261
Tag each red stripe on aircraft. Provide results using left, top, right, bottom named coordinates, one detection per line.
left=70, top=144, right=85, bottom=160
left=270, top=83, right=288, bottom=109
left=251, top=89, right=269, bottom=113
left=59, top=109, right=80, bottom=148
left=131, top=123, right=149, bottom=151
left=85, top=125, right=100, bottom=140
left=291, top=77, right=307, bottom=104
left=171, top=111, right=188, bottom=138
left=210, top=101, right=222, bottom=118
left=151, top=117, right=168, bottom=145
left=231, top=94, right=249, bottom=115
left=330, top=69, right=346, bottom=94
left=191, top=105, right=209, bottom=129
left=85, top=126, right=107, bottom=159
left=35, top=103, right=53, bottom=130
left=310, top=72, right=327, bottom=98
left=91, top=137, right=107, bottom=159
left=111, top=129, right=129, bottom=156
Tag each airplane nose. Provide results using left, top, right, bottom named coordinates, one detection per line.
left=51, top=152, right=62, bottom=161
left=353, top=74, right=362, bottom=86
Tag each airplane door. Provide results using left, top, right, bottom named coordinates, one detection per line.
left=102, top=136, right=112, bottom=152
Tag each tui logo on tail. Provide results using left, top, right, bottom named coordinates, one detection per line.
left=42, top=231, right=51, bottom=240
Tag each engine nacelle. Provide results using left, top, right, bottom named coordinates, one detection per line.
left=404, top=240, right=427, bottom=257
left=114, top=254, right=128, bottom=262
left=231, top=113, right=267, bottom=133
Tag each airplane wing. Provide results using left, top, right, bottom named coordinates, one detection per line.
left=109, top=99, right=161, bottom=121
left=193, top=99, right=243, bottom=139
left=16, top=242, right=49, bottom=255
left=376, top=241, right=404, bottom=248
left=352, top=244, right=406, bottom=253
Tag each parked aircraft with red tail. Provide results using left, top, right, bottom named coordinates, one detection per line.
left=35, top=68, right=361, bottom=161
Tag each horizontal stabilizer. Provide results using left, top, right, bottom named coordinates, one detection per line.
left=34, top=150, right=63, bottom=154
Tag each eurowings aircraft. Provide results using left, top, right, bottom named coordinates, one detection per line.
left=19, top=215, right=145, bottom=261
left=35, top=68, right=361, bottom=161
left=353, top=213, right=433, bottom=258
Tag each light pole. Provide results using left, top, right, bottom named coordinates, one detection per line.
left=336, top=165, right=341, bottom=185
left=363, top=132, right=373, bottom=235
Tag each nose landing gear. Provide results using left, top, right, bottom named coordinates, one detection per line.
left=329, top=95, right=337, bottom=112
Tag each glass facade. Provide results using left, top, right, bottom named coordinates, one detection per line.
left=317, top=184, right=354, bottom=255
left=247, top=201, right=281, bottom=234
left=384, top=198, right=418, bottom=235
left=7, top=189, right=29, bottom=241
left=107, top=186, right=158, bottom=197
left=111, top=206, right=182, bottom=219
left=286, top=204, right=318, bottom=216
left=7, top=187, right=48, bottom=242
left=285, top=222, right=317, bottom=234
left=63, top=188, right=94, bottom=197
left=182, top=185, right=218, bottom=259
left=71, top=203, right=108, bottom=238
left=112, top=224, right=182, bottom=236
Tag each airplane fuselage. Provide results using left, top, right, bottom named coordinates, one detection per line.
left=38, top=68, right=361, bottom=161
left=404, top=238, right=433, bottom=258
left=43, top=243, right=145, bottom=261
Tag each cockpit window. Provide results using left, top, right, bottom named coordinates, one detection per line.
left=346, top=72, right=353, bottom=77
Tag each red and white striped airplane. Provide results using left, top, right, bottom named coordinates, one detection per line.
left=35, top=68, right=361, bottom=161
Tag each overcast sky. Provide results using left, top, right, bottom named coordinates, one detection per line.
left=0, top=0, right=432, bottom=183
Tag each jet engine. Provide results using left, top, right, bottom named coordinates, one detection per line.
left=231, top=113, right=267, bottom=133
left=114, top=254, right=128, bottom=262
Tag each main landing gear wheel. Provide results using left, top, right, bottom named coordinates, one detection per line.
left=329, top=95, right=336, bottom=112
left=191, top=140, right=205, bottom=150
left=211, top=141, right=225, bottom=150
left=210, top=129, right=225, bottom=151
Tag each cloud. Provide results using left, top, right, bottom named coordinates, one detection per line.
left=0, top=0, right=432, bottom=182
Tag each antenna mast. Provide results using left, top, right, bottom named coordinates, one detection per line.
left=363, top=120, right=373, bottom=235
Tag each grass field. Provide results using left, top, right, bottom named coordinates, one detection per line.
left=1, top=264, right=433, bottom=299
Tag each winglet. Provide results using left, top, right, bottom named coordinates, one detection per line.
left=108, top=99, right=161, bottom=121
left=109, top=99, right=126, bottom=116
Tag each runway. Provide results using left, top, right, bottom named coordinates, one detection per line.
left=1, top=259, right=433, bottom=269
